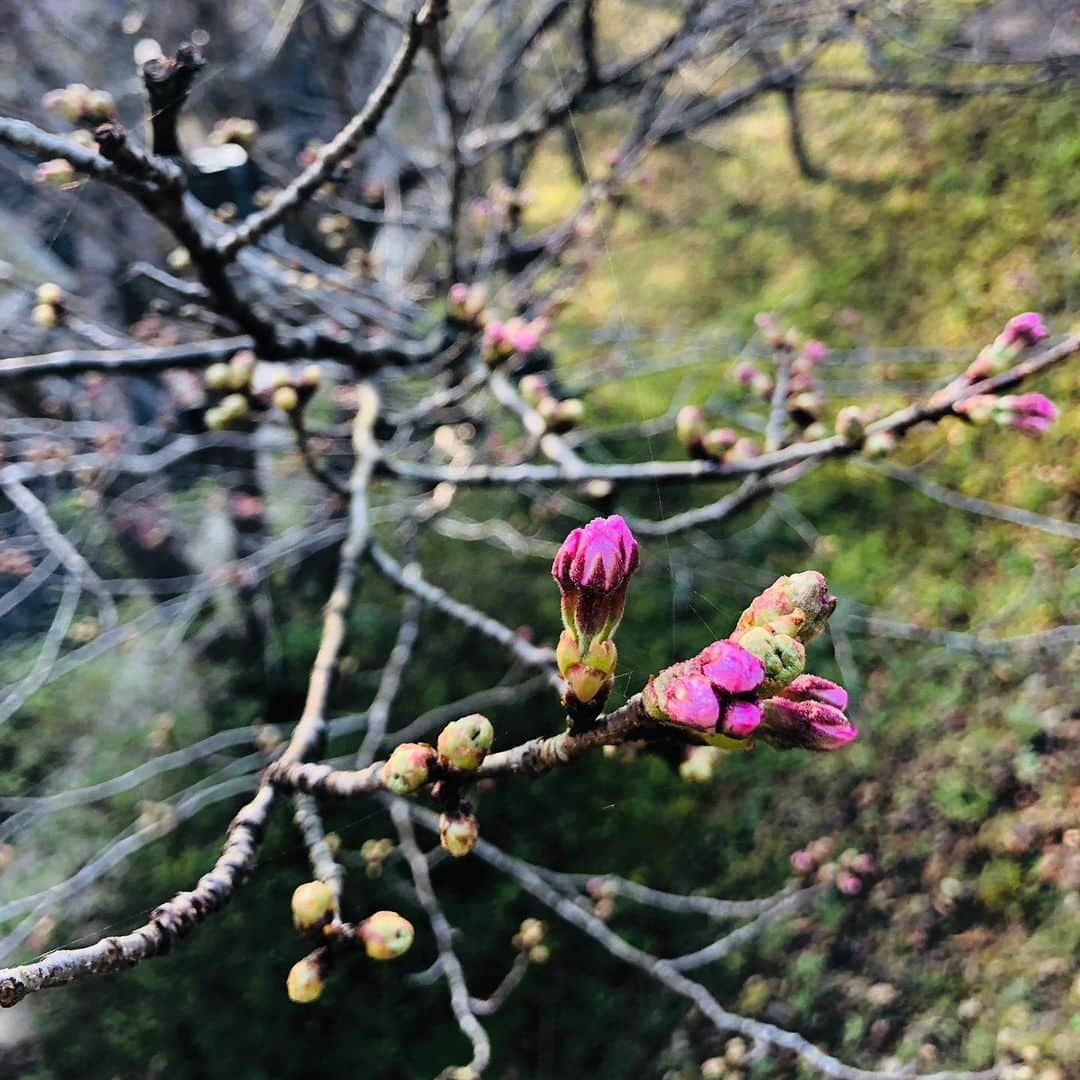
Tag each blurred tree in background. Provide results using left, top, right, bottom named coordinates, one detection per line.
left=0, top=2, right=1077, bottom=1078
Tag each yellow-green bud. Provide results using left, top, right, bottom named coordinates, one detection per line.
left=440, top=808, right=479, bottom=857
left=31, top=304, right=58, bottom=329
left=273, top=385, right=300, bottom=413
left=516, top=918, right=545, bottom=950
left=220, top=393, right=250, bottom=422
left=737, top=626, right=805, bottom=691
left=204, top=407, right=226, bottom=431
left=679, top=745, right=722, bottom=783
left=35, top=282, right=64, bottom=307
left=228, top=350, right=256, bottom=389
left=291, top=880, right=335, bottom=933
left=360, top=910, right=414, bottom=960
left=437, top=714, right=494, bottom=771
left=286, top=956, right=325, bottom=1003
left=382, top=742, right=435, bottom=794
left=203, top=363, right=232, bottom=391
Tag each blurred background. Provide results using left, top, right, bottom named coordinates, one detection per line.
left=0, top=1, right=1077, bottom=1077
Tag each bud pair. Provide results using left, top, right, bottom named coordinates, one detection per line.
left=956, top=392, right=1058, bottom=437
left=446, top=282, right=487, bottom=324
left=758, top=674, right=856, bottom=752
left=555, top=632, right=617, bottom=706
left=964, top=312, right=1049, bottom=382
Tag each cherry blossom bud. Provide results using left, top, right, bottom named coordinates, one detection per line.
left=273, top=385, right=299, bottom=413
left=440, top=806, right=479, bottom=857
left=204, top=362, right=231, bottom=391
left=360, top=910, right=415, bottom=959
left=954, top=394, right=998, bottom=424
left=31, top=303, right=58, bottom=328
left=863, top=430, right=896, bottom=457
left=437, top=714, right=494, bottom=771
left=751, top=371, right=775, bottom=399
left=732, top=570, right=836, bottom=645
left=286, top=955, right=326, bottom=1003
left=552, top=398, right=585, bottom=430
left=515, top=918, right=546, bottom=949
left=382, top=742, right=436, bottom=794
left=700, top=427, right=737, bottom=460
left=298, top=363, right=322, bottom=389
left=727, top=437, right=759, bottom=462
left=995, top=393, right=1058, bottom=436
left=35, top=282, right=64, bottom=307
left=720, top=699, right=763, bottom=738
left=736, top=627, right=805, bottom=690
left=835, top=406, right=865, bottom=445
left=675, top=406, right=706, bottom=449
left=759, top=693, right=857, bottom=752
left=34, top=158, right=77, bottom=187
left=564, top=663, right=609, bottom=704
left=782, top=674, right=848, bottom=711
left=519, top=374, right=548, bottom=407
left=697, top=640, right=765, bottom=694
left=803, top=340, right=828, bottom=365
left=204, top=407, right=226, bottom=431
left=734, top=361, right=759, bottom=386
left=790, top=849, right=815, bottom=874
left=228, top=350, right=256, bottom=388
left=552, top=515, right=640, bottom=650
left=1000, top=312, right=1048, bottom=349
left=219, top=393, right=250, bottom=423
left=837, top=870, right=862, bottom=895
left=291, top=880, right=335, bottom=933
left=679, top=745, right=722, bottom=783
left=662, top=672, right=720, bottom=731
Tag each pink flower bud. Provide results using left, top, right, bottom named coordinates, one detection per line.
left=720, top=699, right=763, bottom=738
left=701, top=428, right=737, bottom=460
left=837, top=871, right=862, bottom=895
left=790, top=849, right=815, bottom=874
left=803, top=340, right=828, bottom=365
left=954, top=394, right=998, bottom=424
left=1000, top=312, right=1047, bottom=349
left=851, top=852, right=875, bottom=875
left=728, top=437, right=760, bottom=463
left=664, top=672, right=720, bottom=730
left=734, top=362, right=759, bottom=386
left=698, top=640, right=764, bottom=694
left=448, top=282, right=469, bottom=305
left=759, top=695, right=857, bottom=752
left=996, top=393, right=1058, bottom=436
left=675, top=405, right=706, bottom=449
left=552, top=515, right=640, bottom=647
left=780, top=674, right=848, bottom=711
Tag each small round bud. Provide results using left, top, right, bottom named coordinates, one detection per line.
left=35, top=282, right=64, bottom=307
left=737, top=627, right=805, bottom=690
left=864, top=430, right=896, bottom=458
left=286, top=956, right=326, bottom=1003
left=228, top=350, right=256, bottom=389
left=437, top=714, right=494, bottom=771
left=675, top=405, right=706, bottom=449
left=31, top=303, right=58, bottom=329
left=528, top=944, right=550, bottom=965
left=679, top=745, right=722, bottom=783
left=203, top=363, right=232, bottom=391
left=166, top=246, right=191, bottom=271
left=219, top=393, right=250, bottom=422
left=360, top=910, right=414, bottom=960
left=516, top=918, right=546, bottom=950
left=291, top=880, right=335, bottom=933
left=440, top=808, right=479, bottom=857
left=700, top=427, right=737, bottom=460
left=299, top=364, right=322, bottom=388
left=382, top=742, right=435, bottom=794
left=204, top=407, right=226, bottom=431
left=834, top=406, right=865, bottom=445
left=273, top=385, right=300, bottom=413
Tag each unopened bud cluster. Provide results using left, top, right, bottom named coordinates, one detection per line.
left=31, top=282, right=66, bottom=330
left=520, top=374, right=585, bottom=433
left=644, top=571, right=856, bottom=752
left=955, top=391, right=1058, bottom=437
left=445, top=283, right=549, bottom=365
left=203, top=352, right=322, bottom=430
left=964, top=312, right=1049, bottom=383
left=42, top=83, right=116, bottom=125
left=674, top=406, right=758, bottom=464
left=513, top=918, right=549, bottom=964
left=552, top=515, right=640, bottom=721
left=790, top=838, right=874, bottom=895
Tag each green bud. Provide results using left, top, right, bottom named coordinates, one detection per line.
left=204, top=363, right=232, bottom=391
left=360, top=910, right=414, bottom=960
left=736, top=627, right=805, bottom=692
left=440, top=807, right=479, bottom=857
left=291, top=880, right=335, bottom=933
left=286, top=955, right=325, bottom=1003
left=381, top=742, right=435, bottom=794
left=437, top=714, right=494, bottom=771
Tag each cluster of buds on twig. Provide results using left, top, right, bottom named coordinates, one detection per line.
left=203, top=352, right=321, bottom=429
left=954, top=392, right=1059, bottom=437
left=34, top=158, right=79, bottom=189
left=359, top=837, right=394, bottom=878
left=286, top=880, right=414, bottom=1003
left=31, top=282, right=66, bottom=330
left=445, top=282, right=550, bottom=365
left=675, top=406, right=759, bottom=463
left=520, top=373, right=585, bottom=433
left=964, top=312, right=1049, bottom=382
left=381, top=715, right=495, bottom=858
left=644, top=571, right=856, bottom=752
left=42, top=83, right=115, bottom=125
left=791, top=838, right=875, bottom=895
left=512, top=918, right=549, bottom=964
left=552, top=515, right=640, bottom=725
